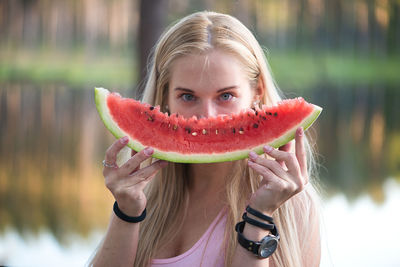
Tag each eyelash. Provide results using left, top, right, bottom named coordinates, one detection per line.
left=179, top=92, right=235, bottom=102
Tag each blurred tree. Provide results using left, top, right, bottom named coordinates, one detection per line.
left=326, top=0, right=343, bottom=50
left=296, top=0, right=309, bottom=50
left=387, top=0, right=399, bottom=53
left=137, top=0, right=169, bottom=98
left=367, top=0, right=380, bottom=54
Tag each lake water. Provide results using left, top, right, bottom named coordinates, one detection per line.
left=0, top=83, right=399, bottom=266
left=1, top=178, right=399, bottom=266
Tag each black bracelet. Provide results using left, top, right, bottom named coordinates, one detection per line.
left=246, top=205, right=274, bottom=223
left=113, top=201, right=146, bottom=223
left=242, top=212, right=275, bottom=231
left=236, top=220, right=280, bottom=239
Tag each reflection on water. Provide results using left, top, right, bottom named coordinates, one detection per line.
left=0, top=83, right=399, bottom=244
left=306, top=85, right=400, bottom=201
left=2, top=179, right=399, bottom=266
left=0, top=83, right=117, bottom=243
left=0, top=229, right=102, bottom=266
left=320, top=179, right=400, bottom=267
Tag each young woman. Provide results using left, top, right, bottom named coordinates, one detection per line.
left=91, top=11, right=321, bottom=267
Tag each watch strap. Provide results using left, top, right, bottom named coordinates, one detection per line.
left=242, top=212, right=275, bottom=230
left=235, top=220, right=281, bottom=258
left=235, top=221, right=260, bottom=255
left=246, top=205, right=274, bottom=223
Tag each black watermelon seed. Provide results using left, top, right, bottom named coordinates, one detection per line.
left=255, top=111, right=258, bottom=116
left=232, top=128, right=236, bottom=134
left=185, top=127, right=191, bottom=133
left=274, top=112, right=278, bottom=116
left=253, top=123, right=259, bottom=128
left=149, top=106, right=154, bottom=110
left=262, top=116, right=266, bottom=120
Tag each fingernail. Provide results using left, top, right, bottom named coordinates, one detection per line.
left=249, top=151, right=258, bottom=160
left=264, top=145, right=273, bottom=153
left=297, top=127, right=303, bottom=136
left=144, top=147, right=154, bottom=156
left=120, top=136, right=129, bottom=144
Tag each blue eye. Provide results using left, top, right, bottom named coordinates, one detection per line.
left=220, top=92, right=233, bottom=101
left=181, top=94, right=195, bottom=102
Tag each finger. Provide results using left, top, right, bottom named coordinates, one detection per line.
left=248, top=160, right=278, bottom=187
left=129, top=160, right=168, bottom=188
left=104, top=136, right=129, bottom=168
left=248, top=152, right=288, bottom=180
left=277, top=141, right=293, bottom=167
left=248, top=161, right=287, bottom=194
left=295, top=127, right=307, bottom=178
left=129, top=149, right=139, bottom=173
left=119, top=147, right=154, bottom=176
left=263, top=145, right=301, bottom=177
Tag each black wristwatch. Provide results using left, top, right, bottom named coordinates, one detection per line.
left=235, top=221, right=280, bottom=258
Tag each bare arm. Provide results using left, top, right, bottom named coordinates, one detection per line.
left=91, top=137, right=167, bottom=266
left=232, top=217, right=272, bottom=267
left=91, top=214, right=141, bottom=266
left=232, top=128, right=319, bottom=266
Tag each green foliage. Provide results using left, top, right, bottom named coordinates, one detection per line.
left=268, top=51, right=400, bottom=91
left=0, top=49, right=135, bottom=88
left=1, top=49, right=399, bottom=91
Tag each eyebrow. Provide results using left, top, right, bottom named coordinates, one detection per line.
left=174, top=86, right=238, bottom=93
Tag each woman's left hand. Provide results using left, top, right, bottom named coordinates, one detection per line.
left=247, top=127, right=308, bottom=216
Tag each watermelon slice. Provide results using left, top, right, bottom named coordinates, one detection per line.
left=95, top=87, right=322, bottom=163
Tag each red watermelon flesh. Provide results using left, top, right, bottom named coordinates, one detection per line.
left=95, top=87, right=322, bottom=163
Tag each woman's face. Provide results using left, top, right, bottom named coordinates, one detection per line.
left=167, top=50, right=259, bottom=118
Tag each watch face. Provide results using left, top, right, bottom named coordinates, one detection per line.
left=259, top=236, right=279, bottom=258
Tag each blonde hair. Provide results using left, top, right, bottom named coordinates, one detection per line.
left=135, top=11, right=320, bottom=267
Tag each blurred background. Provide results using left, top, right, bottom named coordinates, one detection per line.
left=0, top=0, right=399, bottom=266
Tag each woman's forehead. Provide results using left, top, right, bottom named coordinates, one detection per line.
left=169, top=50, right=248, bottom=93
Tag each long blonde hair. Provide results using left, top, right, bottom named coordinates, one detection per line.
left=135, top=11, right=320, bottom=267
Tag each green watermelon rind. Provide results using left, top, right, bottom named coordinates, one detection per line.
left=95, top=87, right=322, bottom=163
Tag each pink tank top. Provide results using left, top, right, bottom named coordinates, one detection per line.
left=150, top=210, right=226, bottom=267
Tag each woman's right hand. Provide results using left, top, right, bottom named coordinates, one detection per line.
left=103, top=136, right=168, bottom=217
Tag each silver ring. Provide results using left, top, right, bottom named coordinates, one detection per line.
left=102, top=160, right=117, bottom=168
